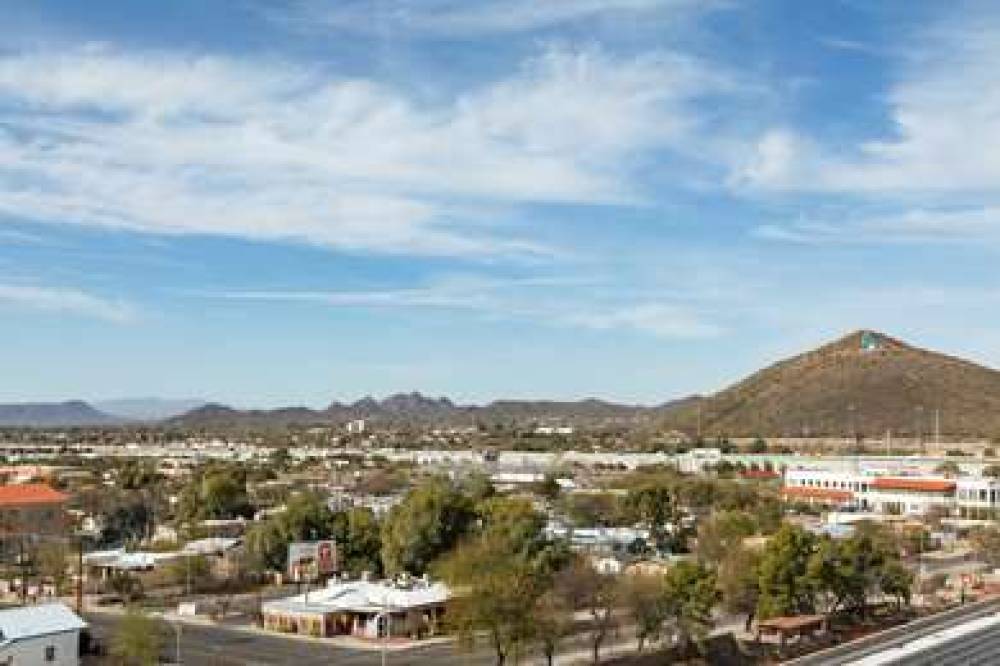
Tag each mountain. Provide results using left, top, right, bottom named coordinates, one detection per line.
left=94, top=398, right=206, bottom=421
left=170, top=392, right=648, bottom=428
left=660, top=329, right=1000, bottom=437
left=0, top=401, right=121, bottom=427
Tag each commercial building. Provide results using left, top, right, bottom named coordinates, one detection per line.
left=261, top=578, right=449, bottom=640
left=782, top=468, right=1000, bottom=517
left=0, top=484, right=69, bottom=559
left=0, top=603, right=87, bottom=666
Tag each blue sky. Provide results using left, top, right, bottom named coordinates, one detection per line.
left=2, top=0, right=1000, bottom=407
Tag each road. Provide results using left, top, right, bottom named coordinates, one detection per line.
left=84, top=612, right=500, bottom=665
left=787, top=596, right=1000, bottom=665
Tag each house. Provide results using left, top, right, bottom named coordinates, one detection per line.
left=0, top=484, right=69, bottom=558
left=262, top=578, right=449, bottom=640
left=0, top=603, right=86, bottom=666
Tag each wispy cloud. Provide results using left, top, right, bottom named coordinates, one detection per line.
left=0, top=284, right=134, bottom=322
left=273, top=0, right=717, bottom=36
left=736, top=13, right=1000, bottom=196
left=754, top=207, right=1000, bottom=245
left=206, top=273, right=723, bottom=339
left=0, top=43, right=731, bottom=258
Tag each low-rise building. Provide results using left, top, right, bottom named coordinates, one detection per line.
left=0, top=603, right=86, bottom=666
left=261, top=578, right=449, bottom=640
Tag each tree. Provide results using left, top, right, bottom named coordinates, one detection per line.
left=934, top=460, right=961, bottom=477
left=695, top=510, right=756, bottom=565
left=533, top=587, right=575, bottom=666
left=163, top=555, right=213, bottom=594
left=112, top=606, right=163, bottom=665
left=623, top=483, right=682, bottom=553
left=534, top=473, right=562, bottom=501
left=879, top=560, right=913, bottom=611
left=558, top=560, right=618, bottom=665
left=970, top=526, right=1000, bottom=568
left=621, top=573, right=666, bottom=652
left=330, top=507, right=383, bottom=577
left=34, top=540, right=71, bottom=594
left=177, top=466, right=253, bottom=523
left=478, top=497, right=546, bottom=556
left=381, top=478, right=475, bottom=576
left=245, top=492, right=336, bottom=572
left=756, top=525, right=817, bottom=619
left=437, top=534, right=542, bottom=666
left=718, top=545, right=761, bottom=632
left=984, top=464, right=1000, bottom=479
left=662, top=560, right=718, bottom=655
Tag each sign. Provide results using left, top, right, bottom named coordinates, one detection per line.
left=287, top=540, right=338, bottom=579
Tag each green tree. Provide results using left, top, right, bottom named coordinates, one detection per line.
left=330, top=507, right=383, bottom=576
left=533, top=586, right=575, bottom=666
left=756, top=525, right=817, bottom=619
left=662, top=560, right=719, bottom=655
left=934, top=460, right=961, bottom=477
left=695, top=510, right=756, bottom=565
left=621, top=573, right=666, bottom=652
left=245, top=492, right=336, bottom=572
left=177, top=466, right=252, bottom=522
left=623, top=483, right=682, bottom=552
left=437, top=533, right=542, bottom=666
left=557, top=560, right=618, bottom=665
left=381, top=477, right=475, bottom=575
left=478, top=497, right=546, bottom=555
left=112, top=607, right=163, bottom=665
left=718, top=545, right=761, bottom=631
left=970, top=526, right=1000, bottom=568
left=163, top=555, right=214, bottom=594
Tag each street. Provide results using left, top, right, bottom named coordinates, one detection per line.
left=84, top=612, right=502, bottom=666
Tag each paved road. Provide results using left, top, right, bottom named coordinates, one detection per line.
left=788, top=597, right=1000, bottom=665
left=84, top=612, right=500, bottom=665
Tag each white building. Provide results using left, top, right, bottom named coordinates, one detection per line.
left=345, top=419, right=366, bottom=434
left=783, top=468, right=1000, bottom=518
left=0, top=603, right=86, bottom=666
left=262, top=578, right=449, bottom=639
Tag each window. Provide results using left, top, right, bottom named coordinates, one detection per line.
left=45, top=645, right=55, bottom=662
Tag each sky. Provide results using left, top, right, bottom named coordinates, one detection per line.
left=3, top=0, right=1000, bottom=407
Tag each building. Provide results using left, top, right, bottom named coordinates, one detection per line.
left=0, top=484, right=69, bottom=558
left=782, top=468, right=1000, bottom=517
left=345, top=419, right=366, bottom=434
left=0, top=603, right=87, bottom=666
left=261, top=578, right=449, bottom=640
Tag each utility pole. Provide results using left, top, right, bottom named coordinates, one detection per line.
left=76, top=537, right=83, bottom=614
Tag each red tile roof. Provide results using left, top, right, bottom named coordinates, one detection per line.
left=742, top=469, right=780, bottom=479
left=871, top=478, right=955, bottom=493
left=781, top=486, right=853, bottom=503
left=0, top=484, right=68, bottom=506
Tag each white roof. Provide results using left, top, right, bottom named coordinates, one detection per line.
left=182, top=537, right=241, bottom=555
left=0, top=604, right=86, bottom=644
left=262, top=580, right=450, bottom=616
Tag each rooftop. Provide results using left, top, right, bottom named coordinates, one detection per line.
left=262, top=579, right=450, bottom=616
left=0, top=603, right=86, bottom=644
left=0, top=483, right=68, bottom=506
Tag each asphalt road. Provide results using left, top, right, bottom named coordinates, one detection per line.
left=788, top=596, right=1000, bottom=665
left=84, top=612, right=501, bottom=666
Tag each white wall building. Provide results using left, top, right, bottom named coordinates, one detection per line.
left=783, top=468, right=1000, bottom=518
left=0, top=604, right=86, bottom=666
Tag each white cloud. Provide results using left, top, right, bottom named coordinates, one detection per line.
left=0, top=284, right=134, bottom=322
left=0, top=44, right=725, bottom=256
left=754, top=207, right=1000, bottom=245
left=278, top=0, right=715, bottom=36
left=738, top=15, right=1000, bottom=195
left=568, top=303, right=722, bottom=338
left=209, top=274, right=723, bottom=339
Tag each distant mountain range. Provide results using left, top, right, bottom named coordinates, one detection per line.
left=168, top=392, right=656, bottom=429
left=9, top=330, right=1000, bottom=436
left=0, top=401, right=121, bottom=427
left=94, top=398, right=207, bottom=422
